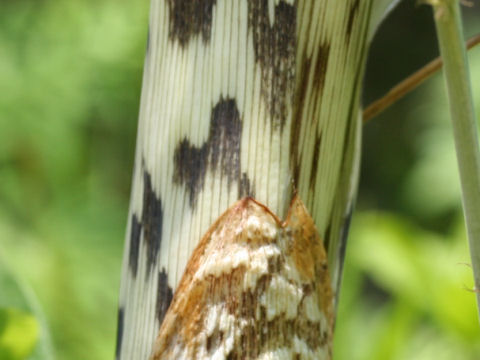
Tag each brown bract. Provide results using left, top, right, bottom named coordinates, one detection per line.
left=150, top=196, right=334, bottom=360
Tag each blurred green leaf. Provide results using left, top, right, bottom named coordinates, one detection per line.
left=401, top=46, right=480, bottom=220
left=0, top=1, right=147, bottom=356
left=0, top=258, right=54, bottom=360
left=0, top=307, right=38, bottom=360
left=344, top=212, right=480, bottom=352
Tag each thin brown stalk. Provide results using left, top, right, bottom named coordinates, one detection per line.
left=363, top=33, right=480, bottom=123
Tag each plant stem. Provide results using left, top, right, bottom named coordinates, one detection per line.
left=430, top=0, right=480, bottom=319
left=363, top=34, right=480, bottom=123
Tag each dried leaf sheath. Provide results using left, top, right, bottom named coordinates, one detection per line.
left=151, top=196, right=333, bottom=360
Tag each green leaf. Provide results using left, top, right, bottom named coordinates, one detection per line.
left=0, top=259, right=54, bottom=360
left=0, top=307, right=38, bottom=360
left=351, top=212, right=480, bottom=340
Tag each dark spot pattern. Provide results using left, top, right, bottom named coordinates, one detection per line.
left=290, top=43, right=330, bottom=187
left=166, top=0, right=216, bottom=47
left=239, top=172, right=254, bottom=198
left=174, top=137, right=208, bottom=206
left=115, top=307, right=124, bottom=359
left=126, top=171, right=164, bottom=278
left=313, top=44, right=331, bottom=96
left=247, top=0, right=296, bottom=129
left=173, top=98, right=242, bottom=207
left=142, top=171, right=164, bottom=276
left=323, top=221, right=332, bottom=253
left=346, top=0, right=360, bottom=42
left=156, top=269, right=174, bottom=325
left=309, top=134, right=322, bottom=191
left=128, top=214, right=142, bottom=277
left=339, top=67, right=361, bottom=169
left=290, top=55, right=309, bottom=185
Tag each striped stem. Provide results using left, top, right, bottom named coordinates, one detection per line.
left=116, top=1, right=400, bottom=358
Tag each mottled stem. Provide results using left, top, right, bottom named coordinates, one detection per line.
left=116, top=1, right=399, bottom=358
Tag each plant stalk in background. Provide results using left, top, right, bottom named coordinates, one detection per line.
left=430, top=0, right=480, bottom=318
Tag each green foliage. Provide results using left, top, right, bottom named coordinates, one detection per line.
left=0, top=0, right=148, bottom=359
left=0, top=0, right=479, bottom=359
left=335, top=212, right=480, bottom=360
left=0, top=308, right=38, bottom=360
left=0, top=259, right=53, bottom=360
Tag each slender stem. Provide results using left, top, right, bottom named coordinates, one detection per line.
left=430, top=0, right=480, bottom=319
left=363, top=33, right=480, bottom=123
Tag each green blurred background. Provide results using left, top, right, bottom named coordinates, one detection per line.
left=0, top=0, right=479, bottom=359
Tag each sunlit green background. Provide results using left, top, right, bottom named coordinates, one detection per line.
left=0, top=1, right=479, bottom=359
